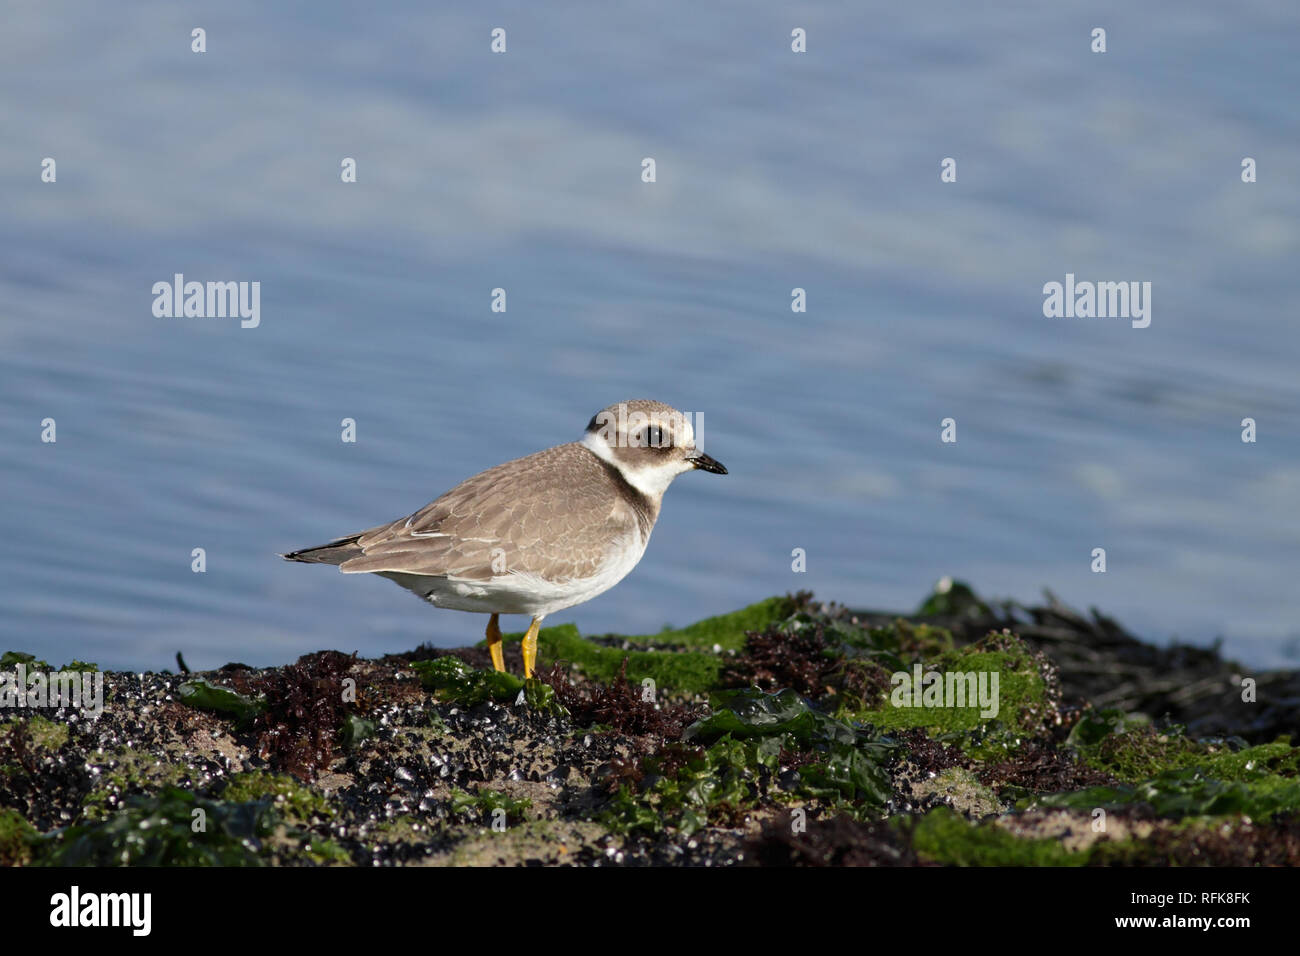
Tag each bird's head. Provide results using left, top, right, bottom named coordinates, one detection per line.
left=580, top=399, right=727, bottom=499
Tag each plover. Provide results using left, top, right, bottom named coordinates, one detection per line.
left=282, top=400, right=726, bottom=678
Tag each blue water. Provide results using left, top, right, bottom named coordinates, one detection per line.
left=2, top=1, right=1297, bottom=671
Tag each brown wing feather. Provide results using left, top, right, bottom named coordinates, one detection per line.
left=338, top=443, right=653, bottom=581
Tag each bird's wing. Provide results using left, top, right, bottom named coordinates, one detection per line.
left=338, top=442, right=642, bottom=581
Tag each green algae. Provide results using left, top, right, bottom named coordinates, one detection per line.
left=630, top=596, right=799, bottom=650
left=912, top=807, right=1082, bottom=866
left=412, top=656, right=523, bottom=704
left=340, top=714, right=377, bottom=750
left=688, top=688, right=896, bottom=807
left=748, top=616, right=1047, bottom=743
left=842, top=637, right=1050, bottom=740
left=0, top=808, right=38, bottom=866
left=532, top=623, right=723, bottom=693
left=450, top=787, right=532, bottom=825
left=602, top=736, right=778, bottom=837
left=912, top=806, right=1293, bottom=867
left=412, top=657, right=569, bottom=715
left=1193, top=739, right=1300, bottom=780
left=488, top=596, right=801, bottom=694
left=914, top=578, right=993, bottom=620
left=687, top=687, right=860, bottom=746
left=221, top=772, right=334, bottom=826
left=1023, top=766, right=1300, bottom=819
left=1, top=651, right=99, bottom=673
left=15, top=714, right=70, bottom=753
left=1, top=651, right=51, bottom=671
left=79, top=747, right=197, bottom=822
left=1079, top=728, right=1213, bottom=782
left=370, top=814, right=437, bottom=842
left=947, top=720, right=1045, bottom=763
left=857, top=618, right=956, bottom=662
left=42, top=787, right=276, bottom=866
left=177, top=678, right=266, bottom=725
left=604, top=688, right=894, bottom=835
left=283, top=831, right=351, bottom=865
left=41, top=786, right=349, bottom=866
left=1065, top=708, right=1152, bottom=748
left=1073, top=717, right=1299, bottom=785
left=523, top=677, right=570, bottom=718
left=799, top=744, right=894, bottom=811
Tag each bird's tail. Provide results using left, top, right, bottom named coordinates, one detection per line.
left=280, top=534, right=364, bottom=566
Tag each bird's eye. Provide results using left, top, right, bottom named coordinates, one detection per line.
left=640, top=425, right=672, bottom=448
left=631, top=425, right=672, bottom=448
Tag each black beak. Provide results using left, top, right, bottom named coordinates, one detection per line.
left=688, top=453, right=727, bottom=475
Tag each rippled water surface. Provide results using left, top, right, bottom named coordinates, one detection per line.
left=2, top=2, right=1297, bottom=670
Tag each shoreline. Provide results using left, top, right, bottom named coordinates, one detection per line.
left=3, top=584, right=1297, bottom=866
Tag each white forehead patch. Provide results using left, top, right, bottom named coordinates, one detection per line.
left=673, top=414, right=697, bottom=449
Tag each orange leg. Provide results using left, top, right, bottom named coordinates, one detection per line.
left=485, top=613, right=505, bottom=672
left=521, top=616, right=542, bottom=678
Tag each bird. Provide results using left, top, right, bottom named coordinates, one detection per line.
left=282, top=399, right=726, bottom=678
